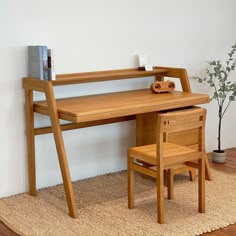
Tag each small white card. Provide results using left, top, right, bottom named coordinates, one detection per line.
left=138, top=54, right=148, bottom=67
left=145, top=65, right=153, bottom=71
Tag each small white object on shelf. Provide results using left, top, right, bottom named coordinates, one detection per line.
left=138, top=54, right=153, bottom=71
left=138, top=54, right=148, bottom=67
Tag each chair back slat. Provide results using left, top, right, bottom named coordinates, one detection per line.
left=158, top=108, right=206, bottom=134
left=162, top=120, right=203, bottom=133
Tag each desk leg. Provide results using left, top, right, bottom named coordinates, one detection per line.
left=45, top=84, right=77, bottom=218
left=204, top=153, right=213, bottom=181
left=25, top=89, right=36, bottom=196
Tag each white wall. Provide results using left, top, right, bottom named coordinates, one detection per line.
left=0, top=0, right=236, bottom=197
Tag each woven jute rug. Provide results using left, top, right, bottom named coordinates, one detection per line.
left=0, top=169, right=236, bottom=236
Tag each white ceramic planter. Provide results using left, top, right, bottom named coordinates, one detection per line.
left=212, top=150, right=226, bottom=163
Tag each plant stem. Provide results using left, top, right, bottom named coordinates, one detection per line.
left=222, top=100, right=231, bottom=118
left=212, top=79, right=220, bottom=106
left=218, top=105, right=223, bottom=151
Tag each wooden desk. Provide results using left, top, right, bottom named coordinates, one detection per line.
left=23, top=66, right=210, bottom=218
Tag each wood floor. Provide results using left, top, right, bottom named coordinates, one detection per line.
left=201, top=148, right=236, bottom=236
left=0, top=148, right=235, bottom=236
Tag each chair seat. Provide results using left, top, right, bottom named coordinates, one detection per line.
left=129, top=142, right=199, bottom=167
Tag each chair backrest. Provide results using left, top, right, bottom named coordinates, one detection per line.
left=156, top=107, right=206, bottom=152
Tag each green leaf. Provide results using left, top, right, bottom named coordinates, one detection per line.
left=218, top=92, right=226, bottom=98
left=209, top=61, right=216, bottom=66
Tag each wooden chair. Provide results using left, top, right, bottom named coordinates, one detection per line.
left=127, top=107, right=206, bottom=224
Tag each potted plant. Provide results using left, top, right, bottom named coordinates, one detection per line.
left=193, top=42, right=236, bottom=163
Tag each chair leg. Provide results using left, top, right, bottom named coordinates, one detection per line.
left=198, top=157, right=205, bottom=213
left=167, top=169, right=174, bottom=200
left=128, top=154, right=134, bottom=209
left=157, top=170, right=164, bottom=224
left=189, top=168, right=196, bottom=181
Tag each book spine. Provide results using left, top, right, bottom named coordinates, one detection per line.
left=47, top=49, right=56, bottom=80
left=42, top=46, right=48, bottom=80
left=28, top=46, right=42, bottom=79
left=28, top=45, right=48, bottom=80
left=39, top=46, right=43, bottom=79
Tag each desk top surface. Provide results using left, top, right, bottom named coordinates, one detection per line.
left=34, top=89, right=209, bottom=123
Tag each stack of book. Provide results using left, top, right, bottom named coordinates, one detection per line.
left=28, top=45, right=56, bottom=80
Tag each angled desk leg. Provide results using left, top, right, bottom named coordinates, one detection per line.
left=44, top=82, right=77, bottom=218
left=25, top=88, right=36, bottom=196
left=204, top=154, right=213, bottom=181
